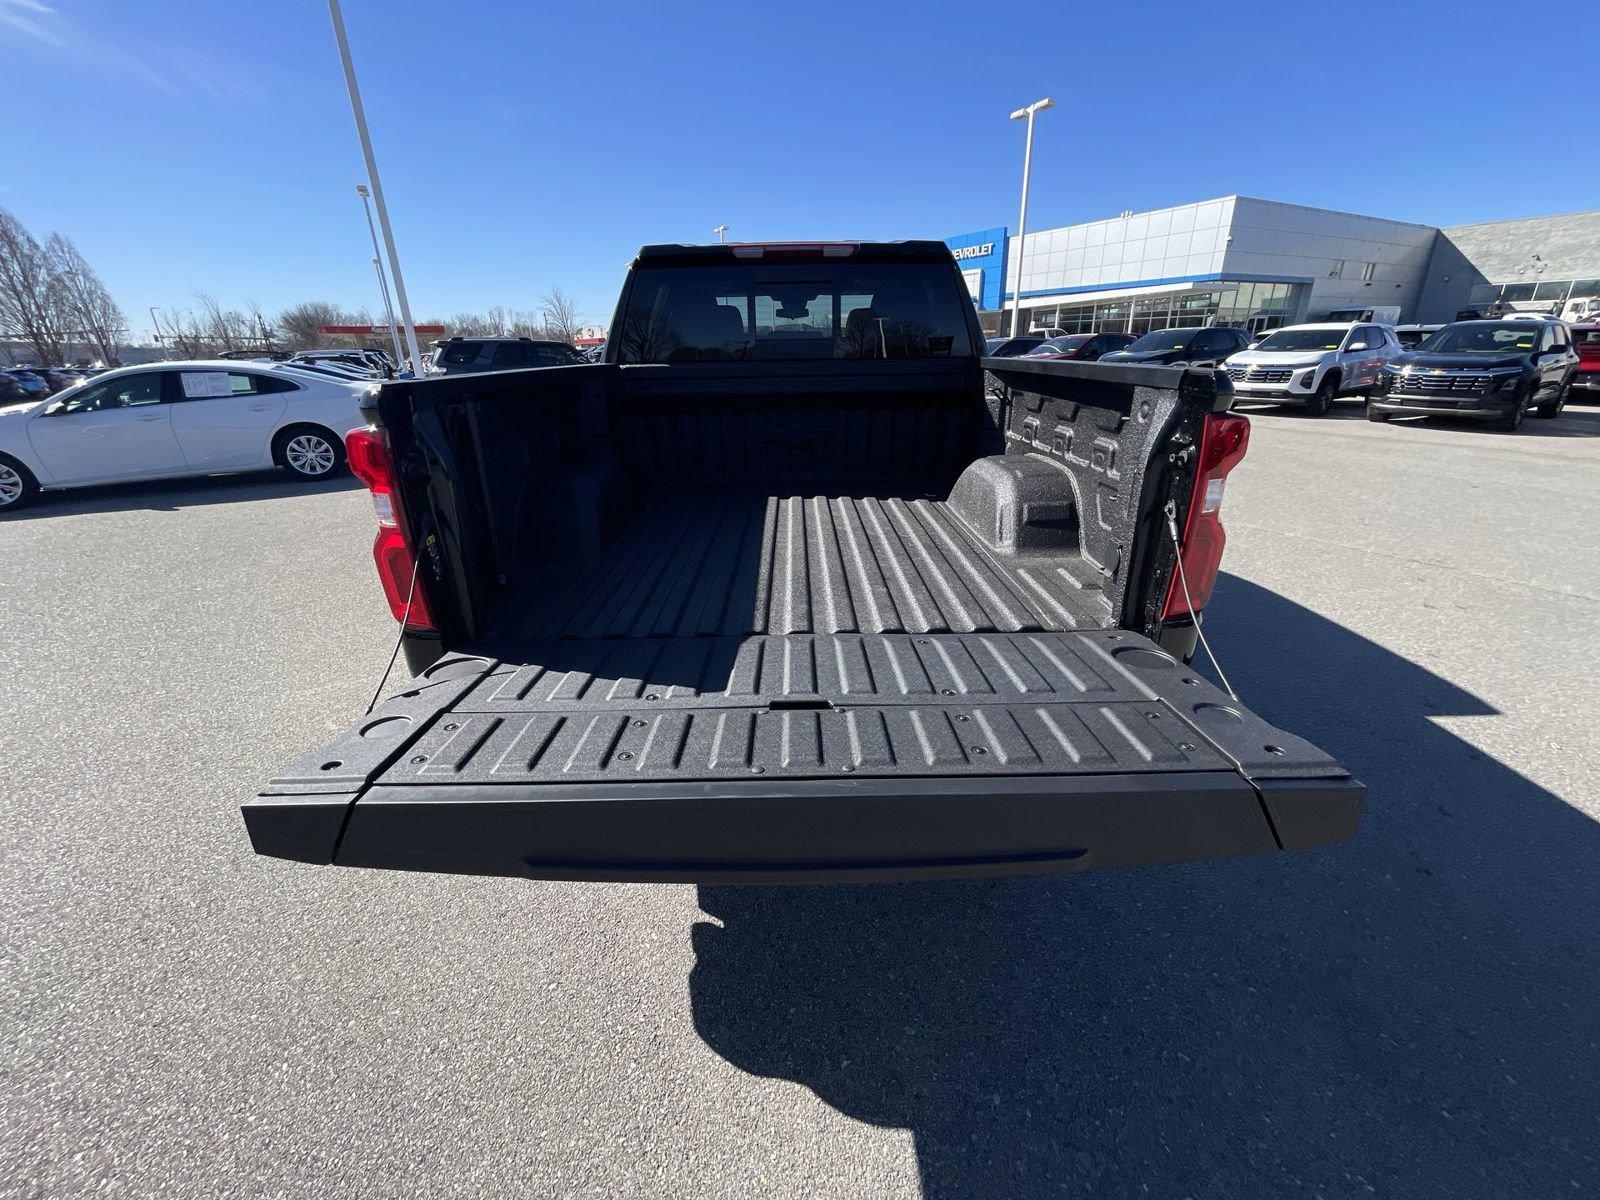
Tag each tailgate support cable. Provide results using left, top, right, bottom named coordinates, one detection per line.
left=1164, top=502, right=1239, bottom=701
left=365, top=556, right=421, bottom=715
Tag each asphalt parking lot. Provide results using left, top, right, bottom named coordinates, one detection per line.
left=4, top=401, right=1599, bottom=1199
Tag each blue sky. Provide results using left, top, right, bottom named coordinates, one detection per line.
left=2, top=0, right=1592, bottom=339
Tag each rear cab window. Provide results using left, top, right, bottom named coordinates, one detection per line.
left=616, top=261, right=976, bottom=363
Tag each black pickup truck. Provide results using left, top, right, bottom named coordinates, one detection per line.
left=245, top=241, right=1363, bottom=882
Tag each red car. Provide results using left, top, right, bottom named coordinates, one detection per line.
left=1021, top=332, right=1137, bottom=361
left=1571, top=324, right=1600, bottom=400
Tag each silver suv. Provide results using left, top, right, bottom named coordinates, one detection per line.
left=1223, top=322, right=1401, bottom=416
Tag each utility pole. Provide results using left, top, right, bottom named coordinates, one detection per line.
left=358, top=184, right=404, bottom=367
left=148, top=306, right=171, bottom=359
left=327, top=0, right=424, bottom=375
left=1008, top=97, right=1054, bottom=337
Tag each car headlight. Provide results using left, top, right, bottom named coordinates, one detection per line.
left=1381, top=363, right=1404, bottom=375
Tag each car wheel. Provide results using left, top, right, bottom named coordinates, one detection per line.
left=1497, top=394, right=1527, bottom=432
left=1307, top=374, right=1336, bottom=417
left=1366, top=406, right=1389, bottom=422
left=274, top=426, right=344, bottom=480
left=1535, top=379, right=1568, bottom=419
left=0, top=454, right=38, bottom=513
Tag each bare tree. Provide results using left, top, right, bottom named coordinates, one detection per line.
left=538, top=287, right=582, bottom=343
left=448, top=310, right=499, bottom=337
left=0, top=208, right=65, bottom=364
left=508, top=308, right=544, bottom=338
left=44, top=234, right=127, bottom=365
left=158, top=308, right=207, bottom=358
left=196, top=292, right=255, bottom=353
left=245, top=299, right=274, bottom=350
left=276, top=301, right=351, bottom=352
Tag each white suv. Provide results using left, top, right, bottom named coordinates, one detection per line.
left=1223, top=322, right=1401, bottom=416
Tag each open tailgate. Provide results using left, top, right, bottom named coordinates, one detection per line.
left=245, top=630, right=1362, bottom=883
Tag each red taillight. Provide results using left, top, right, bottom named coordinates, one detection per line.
left=345, top=426, right=436, bottom=631
left=1161, top=412, right=1250, bottom=621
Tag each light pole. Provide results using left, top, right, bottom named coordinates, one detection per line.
left=713, top=224, right=729, bottom=243
left=1008, top=97, right=1054, bottom=337
left=327, top=0, right=423, bottom=375
left=357, top=183, right=404, bottom=368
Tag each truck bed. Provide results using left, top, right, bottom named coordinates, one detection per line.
left=497, top=486, right=1109, bottom=641
left=245, top=337, right=1365, bottom=882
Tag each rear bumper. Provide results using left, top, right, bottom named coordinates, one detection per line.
left=246, top=774, right=1363, bottom=884
left=1572, top=371, right=1600, bottom=393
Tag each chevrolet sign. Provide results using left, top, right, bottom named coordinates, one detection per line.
left=952, top=242, right=995, bottom=261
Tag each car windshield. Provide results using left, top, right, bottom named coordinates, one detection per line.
left=1255, top=328, right=1346, bottom=352
left=1024, top=336, right=1091, bottom=355
left=1419, top=323, right=1539, bottom=354
left=616, top=261, right=975, bottom=362
left=1124, top=329, right=1195, bottom=353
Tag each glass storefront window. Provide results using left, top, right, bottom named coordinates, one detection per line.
left=1002, top=278, right=1307, bottom=338
left=1500, top=283, right=1536, bottom=301
left=1532, top=281, right=1571, bottom=302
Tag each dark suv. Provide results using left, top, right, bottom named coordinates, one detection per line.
left=1100, top=326, right=1250, bottom=366
left=431, top=336, right=585, bottom=375
left=1369, top=318, right=1579, bottom=431
left=983, top=335, right=1046, bottom=358
left=1022, top=332, right=1137, bottom=361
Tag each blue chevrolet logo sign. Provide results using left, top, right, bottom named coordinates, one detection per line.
left=952, top=242, right=996, bottom=261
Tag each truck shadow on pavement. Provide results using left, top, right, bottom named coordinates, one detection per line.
left=689, top=573, right=1600, bottom=1199
left=3, top=470, right=361, bottom=520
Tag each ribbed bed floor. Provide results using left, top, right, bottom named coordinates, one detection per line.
left=505, top=489, right=1109, bottom=640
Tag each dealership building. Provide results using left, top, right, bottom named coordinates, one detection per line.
left=946, top=196, right=1600, bottom=337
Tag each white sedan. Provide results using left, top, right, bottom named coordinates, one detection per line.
left=0, top=361, right=370, bottom=513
